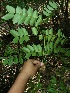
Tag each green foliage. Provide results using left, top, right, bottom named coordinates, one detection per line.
left=1, top=0, right=70, bottom=93
left=47, top=76, right=68, bottom=93
left=10, top=28, right=29, bottom=44
left=1, top=0, right=69, bottom=66
left=22, top=44, right=42, bottom=59
left=43, top=1, right=58, bottom=17
left=2, top=1, right=58, bottom=26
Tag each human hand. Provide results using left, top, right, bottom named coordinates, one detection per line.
left=21, top=59, right=44, bottom=78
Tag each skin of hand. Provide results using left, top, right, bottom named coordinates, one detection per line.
left=21, top=59, right=44, bottom=78
left=8, top=59, right=44, bottom=93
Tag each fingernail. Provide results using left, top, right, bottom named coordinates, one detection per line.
left=41, top=62, right=44, bottom=66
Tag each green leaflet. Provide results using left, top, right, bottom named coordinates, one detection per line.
left=54, top=43, right=57, bottom=48
left=65, top=50, right=70, bottom=57
left=12, top=37, right=19, bottom=43
left=57, top=29, right=61, bottom=37
left=49, top=1, right=57, bottom=9
left=3, top=57, right=13, bottom=66
left=39, top=35, right=43, bottom=40
left=32, top=44, right=38, bottom=52
left=47, top=50, right=51, bottom=55
left=54, top=48, right=58, bottom=54
left=43, top=10, right=50, bottom=16
left=14, top=55, right=18, bottom=64
left=48, top=35, right=52, bottom=42
left=45, top=35, right=48, bottom=41
left=43, top=1, right=58, bottom=17
left=22, top=8, right=27, bottom=16
left=35, top=15, right=42, bottom=27
left=22, top=47, right=30, bottom=52
left=13, top=14, right=21, bottom=24
left=25, top=52, right=31, bottom=59
left=21, top=28, right=28, bottom=35
left=47, top=42, right=50, bottom=51
left=51, top=35, right=56, bottom=42
left=30, top=18, right=36, bottom=26
left=46, top=29, right=49, bottom=35
left=57, top=46, right=62, bottom=53
left=37, top=44, right=42, bottom=52
left=50, top=42, right=53, bottom=50
left=24, top=16, right=31, bottom=25
left=32, top=27, right=38, bottom=35
left=24, top=8, right=38, bottom=25
left=18, top=14, right=26, bottom=24
left=24, top=7, right=33, bottom=25
left=18, top=28, right=23, bottom=37
left=32, top=52, right=36, bottom=56
left=18, top=8, right=27, bottom=24
left=16, top=6, right=22, bottom=14
left=24, top=36, right=29, bottom=42
left=44, top=8, right=51, bottom=14
left=19, top=58, right=23, bottom=64
left=27, top=45, right=34, bottom=52
left=49, top=28, right=53, bottom=35
left=29, top=10, right=38, bottom=25
left=6, top=5, right=15, bottom=13
left=47, top=5, right=54, bottom=11
left=55, top=38, right=60, bottom=44
left=33, top=10, right=38, bottom=18
left=9, top=56, right=13, bottom=65
left=19, top=37, right=24, bottom=44
left=62, top=34, right=65, bottom=38
left=10, top=30, right=19, bottom=37
left=27, top=7, right=33, bottom=16
left=2, top=13, right=14, bottom=20
left=38, top=51, right=42, bottom=56
left=3, top=59, right=9, bottom=65
left=61, top=39, right=65, bottom=45
left=59, top=48, right=66, bottom=53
